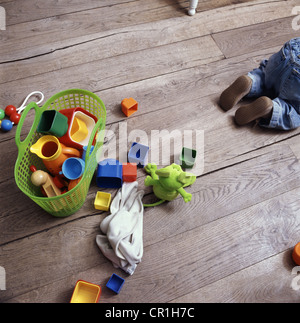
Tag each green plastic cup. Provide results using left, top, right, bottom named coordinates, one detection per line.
left=37, top=110, right=69, bottom=137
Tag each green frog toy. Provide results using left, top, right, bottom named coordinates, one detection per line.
left=144, top=163, right=196, bottom=207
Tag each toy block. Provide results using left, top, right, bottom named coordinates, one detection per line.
left=122, top=163, right=137, bottom=182
left=96, top=158, right=123, bottom=188
left=94, top=191, right=112, bottom=211
left=70, top=280, right=101, bottom=303
left=106, top=274, right=125, bottom=294
left=121, top=98, right=138, bottom=117
left=128, top=142, right=149, bottom=168
left=293, top=242, right=300, bottom=265
left=180, top=147, right=197, bottom=169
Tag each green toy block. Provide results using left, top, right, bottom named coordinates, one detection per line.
left=180, top=147, right=197, bottom=169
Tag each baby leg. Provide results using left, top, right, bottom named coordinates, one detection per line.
left=234, top=96, right=300, bottom=130
left=219, top=60, right=268, bottom=111
left=235, top=96, right=273, bottom=126
left=261, top=98, right=300, bottom=130
left=247, top=59, right=269, bottom=98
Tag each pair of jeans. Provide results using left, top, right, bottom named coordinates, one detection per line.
left=247, top=38, right=300, bottom=130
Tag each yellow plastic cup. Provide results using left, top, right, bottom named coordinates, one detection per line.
left=70, top=117, right=88, bottom=143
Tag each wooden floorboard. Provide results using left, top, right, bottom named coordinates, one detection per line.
left=1, top=0, right=300, bottom=303
left=170, top=250, right=300, bottom=303
left=5, top=176, right=300, bottom=302
left=213, top=16, right=299, bottom=58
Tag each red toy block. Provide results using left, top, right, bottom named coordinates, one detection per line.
left=122, top=163, right=137, bottom=182
left=121, top=98, right=138, bottom=117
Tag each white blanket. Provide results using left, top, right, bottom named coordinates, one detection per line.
left=96, top=181, right=144, bottom=275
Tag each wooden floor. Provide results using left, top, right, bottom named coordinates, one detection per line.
left=0, top=0, right=300, bottom=303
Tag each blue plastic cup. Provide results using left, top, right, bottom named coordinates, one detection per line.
left=82, top=145, right=94, bottom=162
left=60, top=157, right=85, bottom=180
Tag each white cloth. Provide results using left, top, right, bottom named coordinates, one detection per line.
left=96, top=181, right=144, bottom=275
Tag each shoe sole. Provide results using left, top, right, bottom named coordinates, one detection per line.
left=235, top=96, right=273, bottom=126
left=220, top=75, right=252, bottom=111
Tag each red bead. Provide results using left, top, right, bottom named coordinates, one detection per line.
left=5, top=105, right=17, bottom=117
left=10, top=112, right=21, bottom=124
left=30, top=165, right=37, bottom=173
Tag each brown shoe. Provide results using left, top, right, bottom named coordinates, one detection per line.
left=235, top=96, right=273, bottom=126
left=220, top=75, right=252, bottom=111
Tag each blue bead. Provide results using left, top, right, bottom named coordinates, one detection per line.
left=1, top=119, right=13, bottom=132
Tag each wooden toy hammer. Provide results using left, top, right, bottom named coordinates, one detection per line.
left=31, top=169, right=62, bottom=197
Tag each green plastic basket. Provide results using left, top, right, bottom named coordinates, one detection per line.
left=14, top=89, right=106, bottom=217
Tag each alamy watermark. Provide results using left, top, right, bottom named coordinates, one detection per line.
left=292, top=7, right=300, bottom=31
left=0, top=266, right=6, bottom=290
left=0, top=6, right=5, bottom=31
left=291, top=266, right=300, bottom=291
left=95, top=122, right=205, bottom=175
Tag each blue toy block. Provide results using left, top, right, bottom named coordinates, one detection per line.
left=106, top=274, right=125, bottom=294
left=128, top=142, right=149, bottom=168
left=96, top=158, right=123, bottom=188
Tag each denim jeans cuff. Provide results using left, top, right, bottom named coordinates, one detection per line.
left=259, top=99, right=280, bottom=128
left=246, top=72, right=260, bottom=98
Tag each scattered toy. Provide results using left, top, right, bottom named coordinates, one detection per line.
left=293, top=242, right=300, bottom=266
left=128, top=142, right=149, bottom=167
left=96, top=158, right=123, bottom=188
left=94, top=191, right=112, bottom=211
left=144, top=163, right=196, bottom=207
left=106, top=274, right=125, bottom=294
left=122, top=163, right=137, bottom=182
left=70, top=280, right=101, bottom=303
left=180, top=147, right=197, bottom=169
left=121, top=98, right=138, bottom=117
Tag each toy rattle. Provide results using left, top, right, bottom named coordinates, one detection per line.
left=143, top=163, right=196, bottom=207
left=0, top=91, right=44, bottom=132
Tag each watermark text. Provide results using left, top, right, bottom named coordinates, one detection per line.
left=0, top=6, right=5, bottom=30
left=291, top=266, right=300, bottom=291
left=292, top=6, right=300, bottom=31
left=96, top=122, right=204, bottom=175
left=0, top=266, right=6, bottom=290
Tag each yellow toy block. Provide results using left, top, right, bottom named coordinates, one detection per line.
left=70, top=280, right=101, bottom=303
left=94, top=191, right=111, bottom=211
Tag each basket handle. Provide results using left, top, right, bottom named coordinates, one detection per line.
left=15, top=102, right=43, bottom=149
left=16, top=91, right=44, bottom=114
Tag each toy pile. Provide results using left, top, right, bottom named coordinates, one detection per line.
left=29, top=107, right=98, bottom=197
